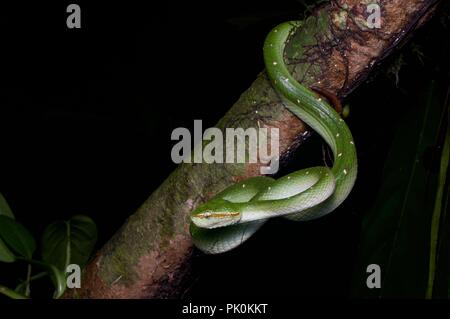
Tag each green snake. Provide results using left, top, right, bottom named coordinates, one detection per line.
left=190, top=21, right=357, bottom=254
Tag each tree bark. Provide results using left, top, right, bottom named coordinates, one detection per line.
left=66, top=0, right=443, bottom=298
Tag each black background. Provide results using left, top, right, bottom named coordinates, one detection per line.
left=0, top=1, right=449, bottom=298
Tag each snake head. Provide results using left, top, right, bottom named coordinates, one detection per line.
left=191, top=198, right=241, bottom=230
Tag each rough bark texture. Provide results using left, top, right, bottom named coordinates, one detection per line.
left=66, top=0, right=443, bottom=298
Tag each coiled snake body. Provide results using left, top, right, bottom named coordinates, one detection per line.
left=190, top=21, right=357, bottom=254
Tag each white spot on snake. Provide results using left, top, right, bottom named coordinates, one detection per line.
left=274, top=29, right=278, bottom=32
left=297, top=99, right=301, bottom=103
left=339, top=118, right=344, bottom=122
left=336, top=133, right=340, bottom=137
left=350, top=141, right=354, bottom=145
left=242, top=184, right=246, bottom=188
left=255, top=110, right=258, bottom=114
left=343, top=169, right=348, bottom=175
left=317, top=98, right=322, bottom=102
left=338, top=153, right=342, bottom=157
left=273, top=61, right=278, bottom=66
left=306, top=171, right=309, bottom=175
left=287, top=176, right=291, bottom=180
left=268, top=187, right=272, bottom=190
left=112, top=275, right=123, bottom=285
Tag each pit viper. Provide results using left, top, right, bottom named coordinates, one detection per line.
left=190, top=21, right=357, bottom=254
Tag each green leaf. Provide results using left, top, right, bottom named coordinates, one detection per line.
left=22, top=259, right=66, bottom=299
left=0, top=194, right=19, bottom=263
left=14, top=280, right=27, bottom=296
left=0, top=284, right=28, bottom=299
left=41, top=215, right=97, bottom=272
left=351, top=81, right=448, bottom=298
left=0, top=192, right=14, bottom=219
left=0, top=238, right=16, bottom=263
left=47, top=264, right=66, bottom=299
left=0, top=216, right=36, bottom=259
left=429, top=102, right=450, bottom=298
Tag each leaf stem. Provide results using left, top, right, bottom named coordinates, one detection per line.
left=15, top=272, right=47, bottom=294
left=0, top=284, right=28, bottom=299
left=16, top=257, right=66, bottom=299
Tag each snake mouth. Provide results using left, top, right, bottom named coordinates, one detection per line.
left=191, top=212, right=241, bottom=229
left=194, top=212, right=240, bottom=219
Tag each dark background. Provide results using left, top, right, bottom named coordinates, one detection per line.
left=0, top=1, right=448, bottom=297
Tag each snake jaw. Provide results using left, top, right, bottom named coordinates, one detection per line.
left=191, top=211, right=241, bottom=229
